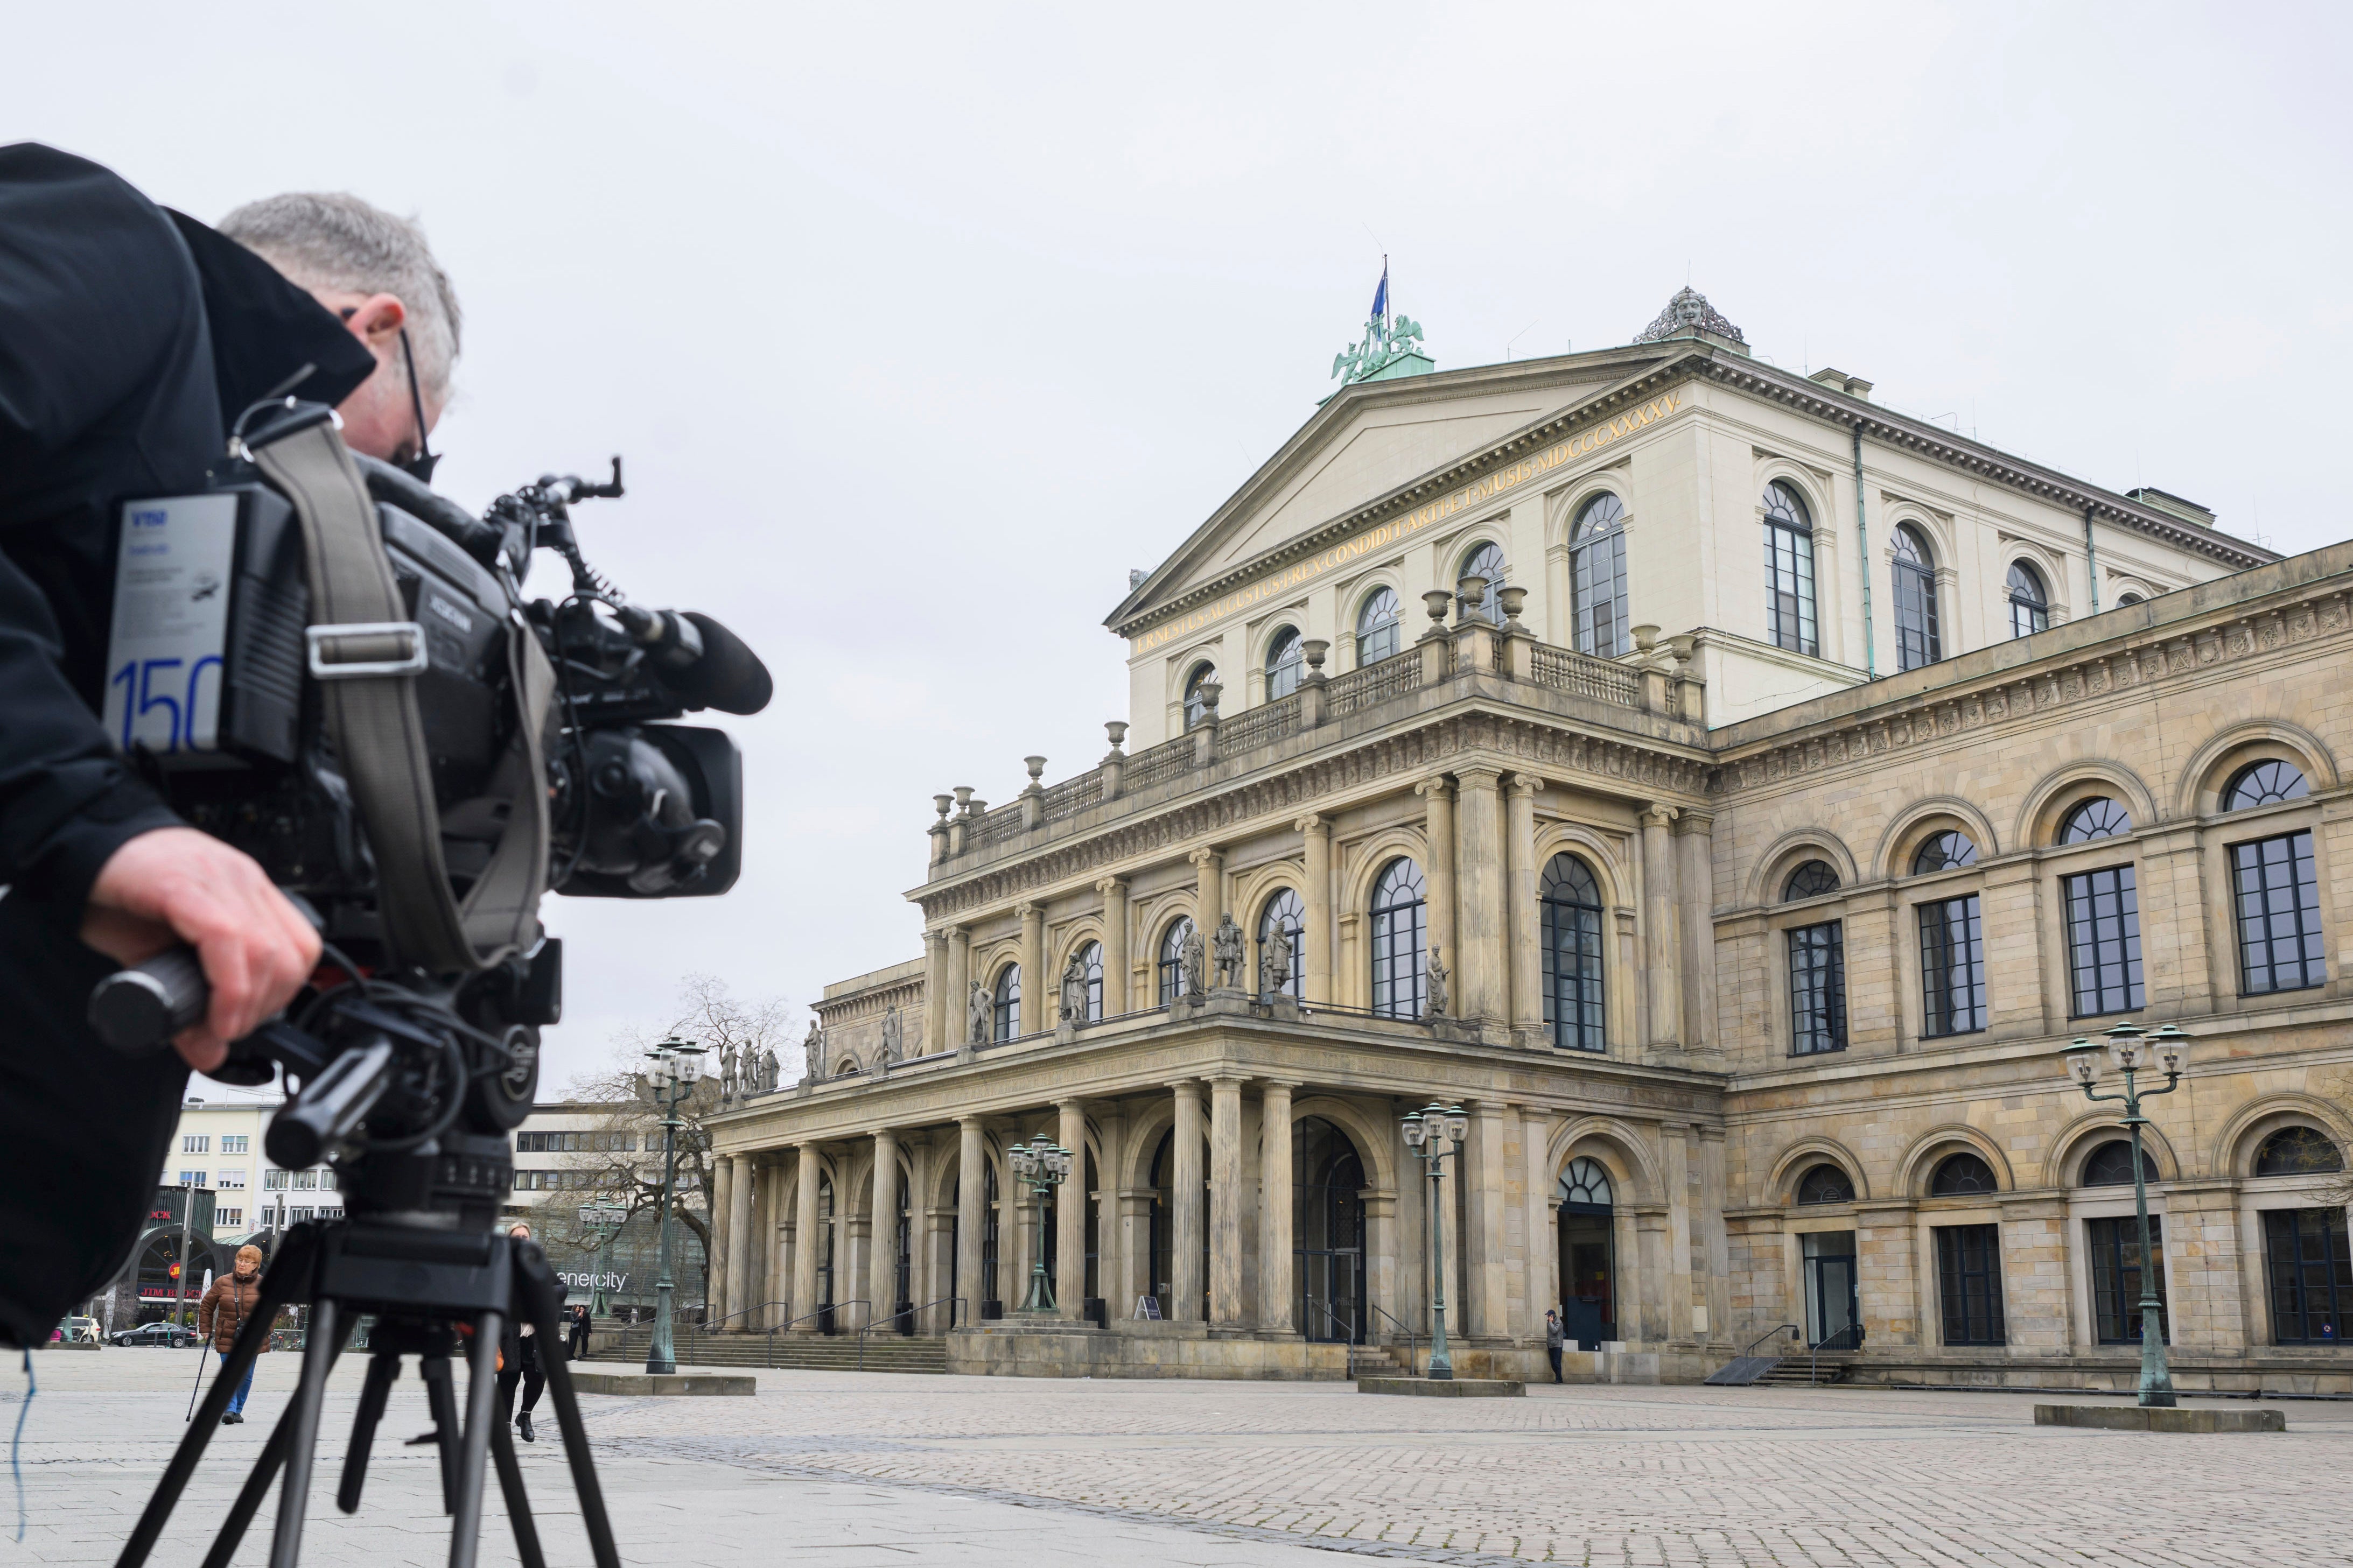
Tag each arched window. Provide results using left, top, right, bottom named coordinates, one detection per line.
left=2007, top=561, right=2049, bottom=638
left=1075, top=940, right=1104, bottom=1022
left=1556, top=1156, right=1615, bottom=1344
left=1157, top=916, right=1195, bottom=1004
left=1796, top=1164, right=1855, bottom=1205
left=1257, top=888, right=1304, bottom=1000
left=1540, top=853, right=1606, bottom=1051
left=1783, top=859, right=1841, bottom=901
left=2061, top=798, right=2133, bottom=842
left=1929, top=1151, right=1998, bottom=1197
left=2255, top=1126, right=2344, bottom=1177
left=2116, top=592, right=2144, bottom=607
left=1368, top=857, right=1426, bottom=1020
left=991, top=964, right=1021, bottom=1041
left=1762, top=482, right=1818, bottom=656
left=1355, top=588, right=1402, bottom=666
left=1459, top=540, right=1507, bottom=624
left=1182, top=663, right=1218, bottom=731
left=1892, top=525, right=1941, bottom=670
left=1911, top=831, right=1978, bottom=874
left=1264, top=628, right=1304, bottom=700
left=1569, top=492, right=1629, bottom=657
left=2081, top=1139, right=2160, bottom=1186
left=2225, top=760, right=2310, bottom=810
left=1558, top=1156, right=1613, bottom=1208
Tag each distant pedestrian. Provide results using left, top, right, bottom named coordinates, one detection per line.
left=1544, top=1309, right=1566, bottom=1384
left=497, top=1224, right=549, bottom=1442
left=567, top=1304, right=590, bottom=1361
left=197, top=1246, right=276, bottom=1424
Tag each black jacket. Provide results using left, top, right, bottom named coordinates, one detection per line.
left=0, top=144, right=373, bottom=1346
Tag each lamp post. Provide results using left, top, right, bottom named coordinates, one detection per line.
left=577, top=1202, right=628, bottom=1319
left=2061, top=1021, right=2188, bottom=1408
left=1007, top=1133, right=1071, bottom=1314
left=640, top=1037, right=705, bottom=1375
left=1400, top=1102, right=1469, bottom=1380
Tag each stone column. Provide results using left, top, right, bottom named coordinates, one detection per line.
left=946, top=926, right=972, bottom=1046
left=1095, top=1108, right=1126, bottom=1313
left=765, top=1160, right=788, bottom=1327
left=1416, top=778, right=1456, bottom=979
left=1209, top=1075, right=1246, bottom=1327
left=922, top=929, right=948, bottom=1053
left=1171, top=1080, right=1206, bottom=1322
left=1466, top=1102, right=1509, bottom=1337
left=1190, top=846, right=1224, bottom=934
left=1057, top=1099, right=1089, bottom=1319
left=727, top=1154, right=757, bottom=1325
left=1297, top=815, right=1332, bottom=1004
left=1663, top=1125, right=1694, bottom=1343
left=1673, top=811, right=1717, bottom=1052
left=956, top=1117, right=985, bottom=1320
left=709, top=1157, right=733, bottom=1323
left=1640, top=804, right=1682, bottom=1047
left=1453, top=767, right=1506, bottom=1024
left=1633, top=1204, right=1672, bottom=1344
left=1695, top=1125, right=1728, bottom=1344
left=1520, top=1107, right=1555, bottom=1335
left=1506, top=775, right=1544, bottom=1034
left=869, top=1129, right=900, bottom=1321
left=1017, top=903, right=1045, bottom=1035
left=1097, top=877, right=1130, bottom=1014
left=792, top=1143, right=822, bottom=1331
left=1259, top=1081, right=1297, bottom=1333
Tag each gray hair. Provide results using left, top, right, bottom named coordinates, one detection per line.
left=218, top=192, right=463, bottom=401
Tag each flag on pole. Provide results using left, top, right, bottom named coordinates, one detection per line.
left=1369, top=258, right=1388, bottom=323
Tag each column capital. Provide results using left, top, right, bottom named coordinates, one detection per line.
left=1187, top=845, right=1222, bottom=868
left=1413, top=774, right=1454, bottom=800
left=1640, top=801, right=1680, bottom=828
left=1258, top=1077, right=1302, bottom=1093
left=1453, top=763, right=1504, bottom=789
left=868, top=1124, right=900, bottom=1144
left=1016, top=900, right=1040, bottom=919
left=1671, top=807, right=1716, bottom=834
left=1204, top=1069, right=1250, bottom=1088
left=1094, top=875, right=1129, bottom=897
left=956, top=1114, right=984, bottom=1130
left=1508, top=772, right=1545, bottom=798
left=1294, top=812, right=1329, bottom=835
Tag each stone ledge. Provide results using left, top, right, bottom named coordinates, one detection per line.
left=2033, top=1403, right=2284, bottom=1432
left=570, top=1372, right=754, bottom=1397
left=1358, top=1377, right=1525, bottom=1397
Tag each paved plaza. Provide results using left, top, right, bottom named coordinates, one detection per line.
left=8, top=1351, right=2348, bottom=1566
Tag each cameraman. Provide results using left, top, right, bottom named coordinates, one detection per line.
left=0, top=145, right=460, bottom=1348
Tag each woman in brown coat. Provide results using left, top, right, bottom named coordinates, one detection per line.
left=195, top=1244, right=274, bottom=1425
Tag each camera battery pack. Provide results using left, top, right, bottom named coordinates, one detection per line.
left=104, top=484, right=309, bottom=768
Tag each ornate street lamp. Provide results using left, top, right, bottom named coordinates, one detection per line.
left=639, top=1038, right=705, bottom=1375
left=2061, top=1021, right=2189, bottom=1408
left=1008, top=1133, right=1071, bottom=1314
left=1400, top=1102, right=1469, bottom=1380
left=577, top=1202, right=629, bottom=1319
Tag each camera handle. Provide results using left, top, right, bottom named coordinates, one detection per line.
left=88, top=948, right=209, bottom=1053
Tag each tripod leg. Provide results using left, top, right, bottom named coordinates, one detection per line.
left=200, top=1314, right=358, bottom=1568
left=487, top=1418, right=545, bottom=1568
left=520, top=1257, right=622, bottom=1568
left=445, top=1311, right=503, bottom=1568
left=337, top=1352, right=400, bottom=1513
left=266, top=1296, right=339, bottom=1568
left=116, top=1228, right=318, bottom=1568
left=419, top=1352, right=462, bottom=1513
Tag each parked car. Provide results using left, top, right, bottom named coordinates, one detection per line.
left=108, top=1321, right=201, bottom=1348
left=52, top=1317, right=100, bottom=1344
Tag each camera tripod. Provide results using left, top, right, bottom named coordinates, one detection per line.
left=115, top=1221, right=621, bottom=1568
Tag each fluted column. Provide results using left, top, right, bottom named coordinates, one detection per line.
left=1171, top=1080, right=1206, bottom=1322
left=1454, top=765, right=1505, bottom=1022
left=946, top=926, right=972, bottom=1046
left=1097, top=877, right=1130, bottom=1014
left=1416, top=778, right=1456, bottom=980
left=1259, top=1080, right=1297, bottom=1333
left=1057, top=1099, right=1089, bottom=1319
left=724, top=1154, right=754, bottom=1324
left=869, top=1128, right=900, bottom=1324
left=1017, top=904, right=1044, bottom=1035
left=1190, top=846, right=1224, bottom=933
left=1640, top=803, right=1682, bottom=1046
left=956, top=1117, right=985, bottom=1319
left=709, top=1157, right=733, bottom=1322
left=1673, top=810, right=1717, bottom=1051
left=1208, top=1074, right=1246, bottom=1327
left=1506, top=775, right=1544, bottom=1032
left=1467, top=1102, right=1508, bottom=1338
left=922, top=929, right=948, bottom=1052
left=792, top=1143, right=822, bottom=1331
left=1297, top=815, right=1332, bottom=1003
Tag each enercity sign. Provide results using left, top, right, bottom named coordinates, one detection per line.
left=557, top=1270, right=629, bottom=1293
left=1132, top=389, right=1684, bottom=655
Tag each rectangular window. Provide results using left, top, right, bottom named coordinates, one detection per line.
left=1917, top=895, right=1986, bottom=1037
left=2262, top=1207, right=2352, bottom=1344
left=216, top=1208, right=242, bottom=1230
left=216, top=1169, right=246, bottom=1189
left=318, top=1170, right=337, bottom=1191
left=1787, top=920, right=1847, bottom=1055
left=177, top=1170, right=205, bottom=1187
left=220, top=1135, right=248, bottom=1154
left=2086, top=1215, right=2168, bottom=1344
left=1934, top=1224, right=2006, bottom=1345
left=2064, top=864, right=2145, bottom=1016
left=2232, top=831, right=2326, bottom=995
left=263, top=1170, right=289, bottom=1191
left=289, top=1207, right=314, bottom=1224
left=292, top=1170, right=318, bottom=1190
left=182, top=1135, right=208, bottom=1154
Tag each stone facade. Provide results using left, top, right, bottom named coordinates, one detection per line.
left=709, top=298, right=2351, bottom=1388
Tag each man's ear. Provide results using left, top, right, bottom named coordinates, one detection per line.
left=343, top=292, right=408, bottom=348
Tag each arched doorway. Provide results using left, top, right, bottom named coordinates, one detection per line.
left=1556, top=1157, right=1617, bottom=1347
left=1295, top=1117, right=1367, bottom=1343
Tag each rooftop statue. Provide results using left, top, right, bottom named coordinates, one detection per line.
left=1632, top=285, right=1746, bottom=347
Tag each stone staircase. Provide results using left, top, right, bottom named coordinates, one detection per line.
left=583, top=1326, right=948, bottom=1375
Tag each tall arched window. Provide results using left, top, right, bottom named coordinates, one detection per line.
left=991, top=964, right=1021, bottom=1041
left=1157, top=916, right=1195, bottom=1004
left=1355, top=588, right=1402, bottom=666
left=2222, top=761, right=2324, bottom=995
left=1368, top=857, right=1426, bottom=1019
left=1540, top=853, right=1606, bottom=1052
left=1264, top=628, right=1304, bottom=700
left=1182, top=663, right=1218, bottom=730
left=1568, top=492, right=1629, bottom=657
left=1459, top=540, right=1506, bottom=624
left=1892, top=524, right=1941, bottom=670
left=2007, top=561, right=2049, bottom=638
left=1075, top=940, right=1104, bottom=1022
left=1258, top=888, right=1304, bottom=1000
left=1762, top=482, right=1818, bottom=656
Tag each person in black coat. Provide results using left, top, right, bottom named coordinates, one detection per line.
left=496, top=1224, right=556, bottom=1441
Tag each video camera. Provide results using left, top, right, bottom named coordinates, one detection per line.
left=86, top=397, right=770, bottom=1224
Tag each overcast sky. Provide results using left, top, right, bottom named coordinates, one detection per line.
left=10, top=3, right=2349, bottom=1092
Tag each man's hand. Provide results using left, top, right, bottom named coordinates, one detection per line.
left=80, top=827, right=321, bottom=1072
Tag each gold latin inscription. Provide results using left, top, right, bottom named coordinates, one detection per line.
left=1134, top=390, right=1684, bottom=653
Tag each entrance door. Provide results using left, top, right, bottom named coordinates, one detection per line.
left=1297, top=1120, right=1367, bottom=1344
left=1556, top=1157, right=1616, bottom=1347
left=1803, top=1231, right=1860, bottom=1349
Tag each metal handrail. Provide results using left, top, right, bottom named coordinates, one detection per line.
left=1301, top=1299, right=1421, bottom=1380
left=856, top=1296, right=964, bottom=1370
left=1745, top=1323, right=1800, bottom=1358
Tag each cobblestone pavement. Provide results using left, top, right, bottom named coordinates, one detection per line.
left=10, top=1351, right=2347, bottom=1566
